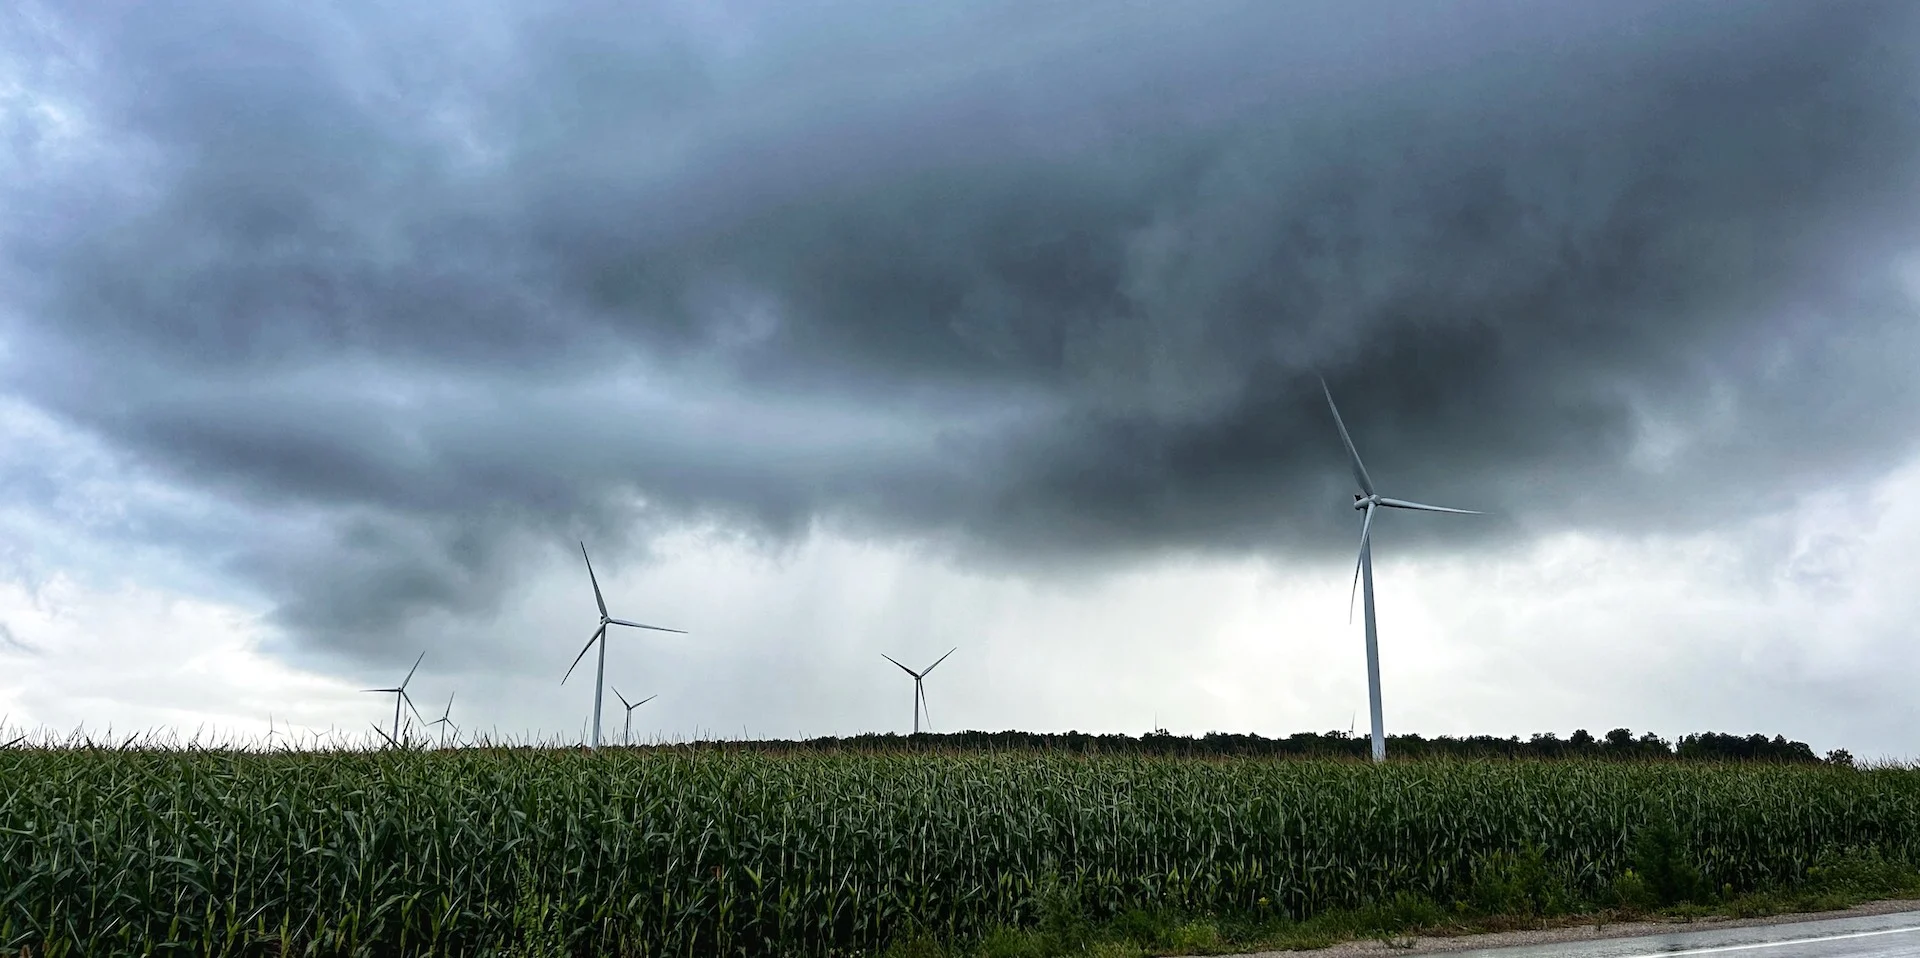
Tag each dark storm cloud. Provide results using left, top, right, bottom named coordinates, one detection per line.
left=4, top=0, right=1920, bottom=653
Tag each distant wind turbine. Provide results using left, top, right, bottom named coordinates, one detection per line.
left=882, top=648, right=956, bottom=735
left=427, top=691, right=457, bottom=748
left=362, top=651, right=426, bottom=746
left=563, top=542, right=686, bottom=750
left=612, top=688, right=656, bottom=746
left=1320, top=377, right=1481, bottom=764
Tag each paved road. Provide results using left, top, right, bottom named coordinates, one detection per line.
left=1443, top=910, right=1920, bottom=958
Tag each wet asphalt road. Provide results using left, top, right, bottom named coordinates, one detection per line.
left=1442, top=910, right=1920, bottom=958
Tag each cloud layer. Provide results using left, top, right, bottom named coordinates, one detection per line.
left=4, top=0, right=1919, bottom=657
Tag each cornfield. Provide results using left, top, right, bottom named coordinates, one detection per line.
left=3, top=747, right=1917, bottom=956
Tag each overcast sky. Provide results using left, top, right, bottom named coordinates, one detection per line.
left=4, top=0, right=1920, bottom=757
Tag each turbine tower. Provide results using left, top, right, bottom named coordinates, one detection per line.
left=882, top=648, right=956, bottom=735
left=362, top=651, right=426, bottom=746
left=1320, top=378, right=1480, bottom=763
left=563, top=542, right=686, bottom=750
left=612, top=687, right=657, bottom=746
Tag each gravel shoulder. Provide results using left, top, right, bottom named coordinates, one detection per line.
left=1209, top=898, right=1920, bottom=957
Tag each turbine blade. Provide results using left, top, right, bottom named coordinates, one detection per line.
left=613, top=687, right=632, bottom=711
left=1377, top=497, right=1481, bottom=515
left=918, top=681, right=932, bottom=732
left=920, top=647, right=957, bottom=675
left=401, top=691, right=425, bottom=723
left=881, top=653, right=920, bottom=679
left=362, top=688, right=400, bottom=694
left=1349, top=502, right=1374, bottom=624
left=635, top=694, right=657, bottom=708
left=562, top=624, right=607, bottom=684
left=400, top=650, right=425, bottom=690
left=608, top=618, right=688, bottom=634
left=1320, top=377, right=1375, bottom=497
left=582, top=541, right=608, bottom=619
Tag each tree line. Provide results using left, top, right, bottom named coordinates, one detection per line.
left=650, top=728, right=1852, bottom=764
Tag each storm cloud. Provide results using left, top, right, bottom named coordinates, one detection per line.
left=4, top=0, right=1920, bottom=656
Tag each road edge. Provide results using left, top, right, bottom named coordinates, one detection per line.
left=1206, top=897, right=1920, bottom=957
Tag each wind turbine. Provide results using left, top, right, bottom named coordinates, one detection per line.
left=362, top=651, right=426, bottom=746
left=1320, top=377, right=1480, bottom=764
left=881, top=648, right=956, bottom=735
left=426, top=691, right=457, bottom=748
left=563, top=542, right=686, bottom=750
left=612, top=687, right=657, bottom=746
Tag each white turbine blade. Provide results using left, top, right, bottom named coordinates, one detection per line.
left=1349, top=502, right=1374, bottom=624
left=400, top=650, right=426, bottom=691
left=581, top=541, right=608, bottom=619
left=1319, top=377, right=1375, bottom=496
left=613, top=686, right=632, bottom=711
left=635, top=694, right=657, bottom=708
left=608, top=618, right=687, bottom=634
left=1376, top=497, right=1481, bottom=515
left=400, top=690, right=426, bottom=723
left=920, top=647, right=958, bottom=675
left=562, top=624, right=607, bottom=684
left=881, top=653, right=920, bottom=679
left=362, top=687, right=400, bottom=694
left=440, top=692, right=455, bottom=721
left=917, top=681, right=931, bottom=732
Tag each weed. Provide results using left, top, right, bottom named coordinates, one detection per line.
left=1629, top=809, right=1706, bottom=906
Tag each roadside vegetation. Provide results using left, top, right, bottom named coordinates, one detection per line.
left=0, top=731, right=1912, bottom=957
left=884, top=833, right=1920, bottom=957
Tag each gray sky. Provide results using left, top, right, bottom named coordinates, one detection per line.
left=4, top=0, right=1919, bottom=757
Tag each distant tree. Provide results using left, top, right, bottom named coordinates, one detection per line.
left=1826, top=748, right=1856, bottom=768
left=1675, top=732, right=1820, bottom=763
left=1569, top=728, right=1596, bottom=749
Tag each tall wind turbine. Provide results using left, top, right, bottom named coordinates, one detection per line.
left=1320, top=378, right=1480, bottom=763
left=563, top=542, right=686, bottom=750
left=882, top=648, right=956, bottom=735
left=362, top=651, right=426, bottom=745
left=612, top=687, right=657, bottom=746
left=426, top=691, right=457, bottom=749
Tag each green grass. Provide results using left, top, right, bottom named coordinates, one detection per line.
left=878, top=847, right=1920, bottom=957
left=3, top=746, right=1918, bottom=956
